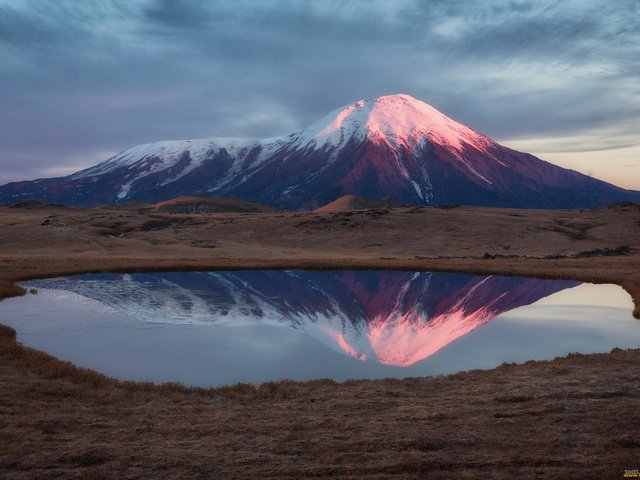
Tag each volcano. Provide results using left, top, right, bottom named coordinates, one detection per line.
left=2, top=94, right=638, bottom=209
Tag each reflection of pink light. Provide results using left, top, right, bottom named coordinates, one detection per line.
left=318, top=325, right=367, bottom=361
left=317, top=306, right=496, bottom=367
left=317, top=277, right=510, bottom=367
left=367, top=307, right=494, bottom=366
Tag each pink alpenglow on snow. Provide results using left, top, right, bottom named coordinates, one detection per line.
left=301, top=94, right=492, bottom=153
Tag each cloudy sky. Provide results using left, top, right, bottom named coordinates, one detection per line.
left=1, top=0, right=638, bottom=189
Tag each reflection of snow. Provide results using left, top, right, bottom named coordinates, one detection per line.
left=35, top=288, right=119, bottom=314
left=24, top=271, right=578, bottom=367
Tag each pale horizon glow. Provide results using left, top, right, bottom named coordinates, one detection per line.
left=502, top=138, right=640, bottom=190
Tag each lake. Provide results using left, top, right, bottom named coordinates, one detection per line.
left=0, top=270, right=637, bottom=387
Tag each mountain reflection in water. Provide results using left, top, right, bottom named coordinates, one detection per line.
left=26, top=271, right=579, bottom=367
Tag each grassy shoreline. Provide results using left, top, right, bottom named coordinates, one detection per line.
left=1, top=204, right=640, bottom=477
left=2, top=317, right=639, bottom=478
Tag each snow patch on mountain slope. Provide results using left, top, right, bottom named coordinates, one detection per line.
left=204, top=136, right=293, bottom=192
left=97, top=139, right=235, bottom=175
left=72, top=136, right=293, bottom=198
left=117, top=182, right=132, bottom=200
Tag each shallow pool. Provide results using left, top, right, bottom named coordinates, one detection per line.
left=0, top=270, right=637, bottom=386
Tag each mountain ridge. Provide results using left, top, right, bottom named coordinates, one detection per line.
left=2, top=94, right=639, bottom=209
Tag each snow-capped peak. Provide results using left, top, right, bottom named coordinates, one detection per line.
left=293, top=94, right=492, bottom=152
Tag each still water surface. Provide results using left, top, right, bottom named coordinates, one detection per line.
left=0, top=271, right=637, bottom=386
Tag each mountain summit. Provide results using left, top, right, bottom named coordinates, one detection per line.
left=295, top=94, right=489, bottom=152
left=1, top=94, right=639, bottom=208
left=288, top=94, right=506, bottom=201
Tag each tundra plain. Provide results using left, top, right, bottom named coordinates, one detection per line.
left=1, top=202, right=640, bottom=479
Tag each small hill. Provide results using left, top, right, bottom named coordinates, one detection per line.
left=97, top=201, right=152, bottom=211
left=315, top=195, right=401, bottom=212
left=8, top=200, right=68, bottom=209
left=141, top=195, right=278, bottom=214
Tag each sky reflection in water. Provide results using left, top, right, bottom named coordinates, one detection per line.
left=0, top=271, right=637, bottom=386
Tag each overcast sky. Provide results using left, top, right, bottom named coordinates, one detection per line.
left=1, top=0, right=638, bottom=189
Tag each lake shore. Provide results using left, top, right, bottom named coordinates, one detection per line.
left=1, top=203, right=640, bottom=478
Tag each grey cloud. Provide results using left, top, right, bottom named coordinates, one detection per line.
left=0, top=0, right=638, bottom=184
left=143, top=0, right=212, bottom=29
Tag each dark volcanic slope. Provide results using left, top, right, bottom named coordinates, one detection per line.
left=1, top=94, right=638, bottom=209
